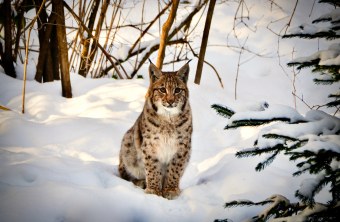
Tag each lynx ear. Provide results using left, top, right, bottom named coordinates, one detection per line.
left=149, top=60, right=162, bottom=82
left=176, top=61, right=190, bottom=83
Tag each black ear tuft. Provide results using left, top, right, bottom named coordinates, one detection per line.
left=177, top=62, right=190, bottom=83
left=149, top=61, right=162, bottom=82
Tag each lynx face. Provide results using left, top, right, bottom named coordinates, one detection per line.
left=148, top=63, right=189, bottom=116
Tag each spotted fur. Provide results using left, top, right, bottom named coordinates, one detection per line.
left=118, top=62, right=192, bottom=199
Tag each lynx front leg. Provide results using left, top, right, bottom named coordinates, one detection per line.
left=162, top=149, right=190, bottom=199
left=142, top=149, right=163, bottom=196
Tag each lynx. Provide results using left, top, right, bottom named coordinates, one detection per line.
left=119, top=61, right=192, bottom=199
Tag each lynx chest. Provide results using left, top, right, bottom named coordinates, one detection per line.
left=154, top=126, right=179, bottom=165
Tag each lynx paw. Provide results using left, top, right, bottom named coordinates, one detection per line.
left=145, top=188, right=162, bottom=196
left=132, top=179, right=146, bottom=189
left=162, top=188, right=180, bottom=200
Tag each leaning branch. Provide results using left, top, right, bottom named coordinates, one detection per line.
left=156, top=0, right=179, bottom=69
left=130, top=38, right=188, bottom=78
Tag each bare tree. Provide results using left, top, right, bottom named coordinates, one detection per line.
left=53, top=0, right=72, bottom=98
left=34, top=0, right=57, bottom=83
left=1, top=0, right=16, bottom=78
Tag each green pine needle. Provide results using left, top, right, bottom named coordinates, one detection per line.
left=211, top=104, right=235, bottom=119
left=255, top=151, right=280, bottom=171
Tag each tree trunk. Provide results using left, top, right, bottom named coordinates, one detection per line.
left=14, top=0, right=26, bottom=62
left=34, top=0, right=55, bottom=82
left=35, top=12, right=57, bottom=82
left=3, top=0, right=16, bottom=78
left=87, top=0, right=110, bottom=77
left=194, top=0, right=216, bottom=85
left=78, top=0, right=100, bottom=77
left=51, top=25, right=60, bottom=80
left=156, top=0, right=179, bottom=70
left=53, top=0, right=72, bottom=98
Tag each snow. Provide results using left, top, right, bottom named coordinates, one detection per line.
left=287, top=23, right=330, bottom=36
left=315, top=8, right=340, bottom=23
left=271, top=203, right=328, bottom=222
left=0, top=73, right=307, bottom=222
left=290, top=43, right=340, bottom=66
left=0, top=70, right=336, bottom=222
left=1, top=0, right=339, bottom=221
left=258, top=195, right=290, bottom=220
left=246, top=108, right=340, bottom=156
left=298, top=174, right=325, bottom=199
left=228, top=104, right=306, bottom=124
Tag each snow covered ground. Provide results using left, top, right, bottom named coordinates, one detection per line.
left=0, top=0, right=339, bottom=222
left=0, top=72, right=334, bottom=222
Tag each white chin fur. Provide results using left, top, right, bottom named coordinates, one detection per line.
left=156, top=101, right=180, bottom=116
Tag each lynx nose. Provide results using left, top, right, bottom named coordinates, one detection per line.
left=166, top=95, right=175, bottom=107
left=166, top=101, right=175, bottom=108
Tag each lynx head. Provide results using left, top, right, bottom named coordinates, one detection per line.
left=147, top=61, right=190, bottom=116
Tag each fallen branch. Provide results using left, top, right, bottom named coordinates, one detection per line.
left=0, top=105, right=11, bottom=111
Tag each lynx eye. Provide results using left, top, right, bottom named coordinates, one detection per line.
left=174, top=88, right=181, bottom=94
left=159, top=87, right=166, bottom=93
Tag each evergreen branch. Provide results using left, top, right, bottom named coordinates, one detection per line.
left=295, top=174, right=331, bottom=207
left=326, top=99, right=340, bottom=107
left=318, top=0, right=340, bottom=8
left=225, top=118, right=291, bottom=129
left=255, top=196, right=292, bottom=221
left=312, top=17, right=332, bottom=24
left=262, top=133, right=299, bottom=142
left=329, top=93, right=340, bottom=98
left=236, top=144, right=286, bottom=158
left=211, top=104, right=235, bottom=119
left=293, top=161, right=310, bottom=177
left=236, top=148, right=263, bottom=158
left=287, top=139, right=308, bottom=150
left=312, top=65, right=340, bottom=77
left=314, top=78, right=338, bottom=85
left=213, top=219, right=231, bottom=222
left=287, top=59, right=320, bottom=69
left=282, top=31, right=338, bottom=40
left=307, top=204, right=340, bottom=221
left=224, top=199, right=272, bottom=208
left=327, top=93, right=340, bottom=107
left=255, top=150, right=280, bottom=171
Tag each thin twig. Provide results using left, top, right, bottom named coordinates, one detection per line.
left=283, top=0, right=299, bottom=35
left=187, top=43, right=223, bottom=88
left=235, top=41, right=245, bottom=100
left=22, top=0, right=47, bottom=114
left=63, top=1, right=125, bottom=79
left=292, top=92, right=312, bottom=110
